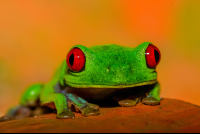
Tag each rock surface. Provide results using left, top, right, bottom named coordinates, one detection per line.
left=0, top=98, right=200, bottom=133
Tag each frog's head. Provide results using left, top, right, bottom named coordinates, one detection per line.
left=64, top=42, right=161, bottom=88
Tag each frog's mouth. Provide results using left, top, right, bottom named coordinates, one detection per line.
left=61, top=79, right=157, bottom=101
left=65, top=79, right=157, bottom=89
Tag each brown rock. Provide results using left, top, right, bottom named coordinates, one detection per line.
left=0, top=98, right=200, bottom=133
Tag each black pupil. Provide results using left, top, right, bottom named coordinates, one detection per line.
left=69, top=53, right=74, bottom=66
left=154, top=50, right=159, bottom=63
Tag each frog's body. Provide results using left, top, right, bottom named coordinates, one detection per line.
left=1, top=42, right=161, bottom=120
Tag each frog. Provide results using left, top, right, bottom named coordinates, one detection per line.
left=0, top=42, right=161, bottom=121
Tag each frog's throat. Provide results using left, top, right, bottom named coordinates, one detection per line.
left=66, top=79, right=157, bottom=88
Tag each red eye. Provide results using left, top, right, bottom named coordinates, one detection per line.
left=145, top=44, right=161, bottom=68
left=66, top=48, right=86, bottom=72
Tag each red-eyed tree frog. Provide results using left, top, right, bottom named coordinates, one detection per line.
left=0, top=42, right=161, bottom=121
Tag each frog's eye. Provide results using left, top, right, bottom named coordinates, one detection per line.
left=66, top=48, right=86, bottom=72
left=145, top=44, right=161, bottom=68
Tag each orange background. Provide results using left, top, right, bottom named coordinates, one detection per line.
left=0, top=0, right=200, bottom=116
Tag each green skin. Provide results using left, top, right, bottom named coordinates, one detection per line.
left=18, top=42, right=160, bottom=119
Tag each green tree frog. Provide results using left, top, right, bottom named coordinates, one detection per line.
left=0, top=42, right=161, bottom=120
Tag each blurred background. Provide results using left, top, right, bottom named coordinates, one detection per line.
left=0, top=0, right=200, bottom=116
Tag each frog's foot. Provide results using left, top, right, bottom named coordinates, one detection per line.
left=56, top=109, right=75, bottom=119
left=0, top=115, right=14, bottom=122
left=65, top=94, right=100, bottom=117
left=142, top=97, right=160, bottom=106
left=0, top=105, right=32, bottom=122
left=81, top=106, right=100, bottom=117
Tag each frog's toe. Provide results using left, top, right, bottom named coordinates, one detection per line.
left=56, top=110, right=75, bottom=119
left=142, top=97, right=160, bottom=106
left=0, top=116, right=14, bottom=122
left=1, top=105, right=33, bottom=121
left=87, top=103, right=99, bottom=110
left=118, top=99, right=138, bottom=107
left=81, top=107, right=100, bottom=117
left=15, top=106, right=32, bottom=119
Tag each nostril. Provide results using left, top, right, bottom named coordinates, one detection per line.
left=130, top=68, right=134, bottom=73
left=106, top=67, right=110, bottom=73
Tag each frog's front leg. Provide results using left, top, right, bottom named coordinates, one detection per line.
left=142, top=82, right=160, bottom=106
left=114, top=82, right=160, bottom=107
left=65, top=93, right=100, bottom=117
left=50, top=93, right=75, bottom=119
left=41, top=89, right=100, bottom=119
left=60, top=93, right=100, bottom=118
